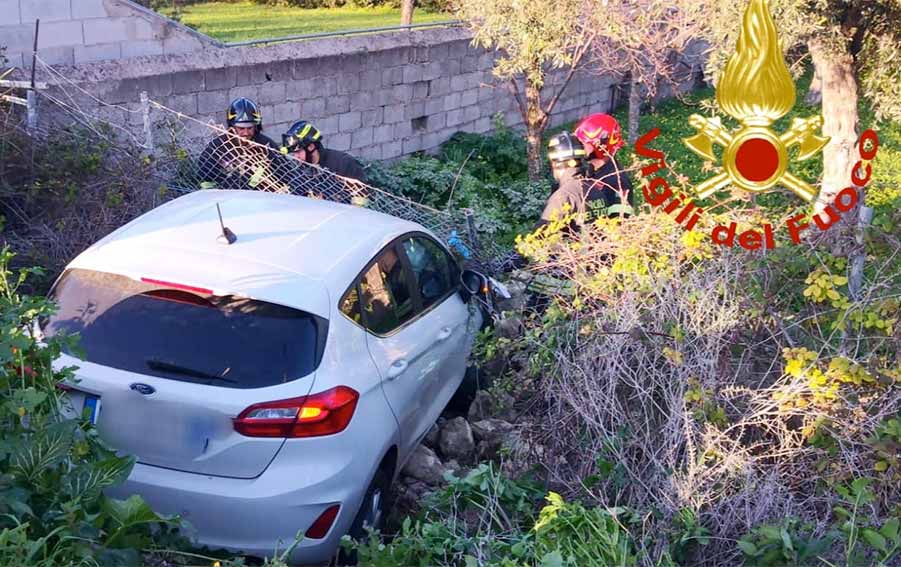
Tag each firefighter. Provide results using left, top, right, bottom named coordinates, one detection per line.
left=197, top=98, right=281, bottom=191
left=281, top=120, right=367, bottom=183
left=538, top=131, right=627, bottom=229
left=573, top=113, right=634, bottom=217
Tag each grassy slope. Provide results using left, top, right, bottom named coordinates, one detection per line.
left=161, top=1, right=450, bottom=42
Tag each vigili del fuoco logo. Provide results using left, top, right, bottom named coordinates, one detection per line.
left=634, top=0, right=880, bottom=250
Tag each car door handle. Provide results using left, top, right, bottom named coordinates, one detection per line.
left=386, top=359, right=408, bottom=380
left=436, top=326, right=453, bottom=342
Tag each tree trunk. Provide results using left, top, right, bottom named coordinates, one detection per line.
left=805, top=69, right=822, bottom=106
left=627, top=70, right=642, bottom=144
left=809, top=39, right=859, bottom=215
left=401, top=0, right=414, bottom=26
left=524, top=77, right=546, bottom=182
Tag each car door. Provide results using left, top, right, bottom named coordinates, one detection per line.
left=397, top=235, right=473, bottom=426
left=348, top=241, right=441, bottom=458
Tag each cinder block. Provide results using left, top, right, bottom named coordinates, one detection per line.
left=228, top=85, right=259, bottom=103
left=445, top=58, right=461, bottom=76
left=461, top=56, right=480, bottom=74
left=289, top=78, right=318, bottom=99
left=446, top=108, right=465, bottom=127
left=450, top=75, right=467, bottom=92
left=359, top=69, right=381, bottom=91
left=393, top=121, right=412, bottom=139
left=345, top=88, right=368, bottom=109
left=357, top=144, right=382, bottom=162
left=293, top=58, right=318, bottom=80
left=83, top=18, right=142, bottom=45
left=473, top=116, right=492, bottom=132
left=336, top=73, right=360, bottom=95
left=429, top=43, right=449, bottom=62
left=163, top=35, right=203, bottom=56
left=198, top=90, right=230, bottom=115
left=410, top=80, right=429, bottom=100
left=166, top=93, right=198, bottom=115
left=351, top=126, right=373, bottom=149
left=478, top=86, right=494, bottom=102
left=424, top=98, right=443, bottom=115
left=0, top=1, right=21, bottom=25
left=271, top=101, right=301, bottom=124
left=74, top=42, right=121, bottom=64
left=71, top=0, right=107, bottom=19
left=381, top=67, right=403, bottom=88
left=422, top=131, right=448, bottom=152
left=402, top=65, right=423, bottom=84
left=463, top=105, right=480, bottom=123
left=381, top=140, right=402, bottom=159
left=0, top=25, right=33, bottom=54
left=390, top=84, right=412, bottom=104
left=429, top=77, right=450, bottom=97
left=403, top=101, right=425, bottom=120
left=383, top=103, right=404, bottom=124
left=316, top=116, right=338, bottom=135
left=361, top=107, right=382, bottom=128
left=5, top=52, right=25, bottom=70
left=443, top=93, right=461, bottom=112
left=372, top=124, right=393, bottom=144
left=121, top=40, right=164, bottom=59
left=466, top=72, right=484, bottom=90
left=428, top=111, right=447, bottom=130
left=39, top=21, right=84, bottom=49
left=422, top=61, right=443, bottom=81
left=460, top=88, right=478, bottom=107
left=330, top=132, right=351, bottom=152
left=35, top=46, right=74, bottom=66
left=447, top=41, right=469, bottom=59
left=102, top=74, right=172, bottom=105
left=402, top=135, right=423, bottom=154
left=301, top=97, right=326, bottom=118
left=338, top=111, right=362, bottom=132
left=22, top=0, right=71, bottom=23
left=258, top=81, right=287, bottom=105
left=325, top=95, right=350, bottom=114
left=172, top=70, right=204, bottom=94
left=321, top=76, right=338, bottom=96
left=204, top=67, right=237, bottom=91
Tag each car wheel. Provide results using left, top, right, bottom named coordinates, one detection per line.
left=336, top=466, right=392, bottom=565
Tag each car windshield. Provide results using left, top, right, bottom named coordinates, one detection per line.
left=42, top=269, right=325, bottom=389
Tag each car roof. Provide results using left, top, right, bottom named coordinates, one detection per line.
left=67, top=190, right=427, bottom=317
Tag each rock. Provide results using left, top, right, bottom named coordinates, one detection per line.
left=496, top=279, right=528, bottom=314
left=438, top=417, right=476, bottom=461
left=472, top=419, right=514, bottom=460
left=423, top=423, right=440, bottom=448
left=471, top=418, right=514, bottom=442
left=403, top=444, right=446, bottom=486
left=467, top=389, right=517, bottom=422
left=444, top=459, right=462, bottom=477
left=495, top=315, right=522, bottom=339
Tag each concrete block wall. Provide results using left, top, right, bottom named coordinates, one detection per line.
left=25, top=27, right=697, bottom=162
left=0, top=0, right=217, bottom=69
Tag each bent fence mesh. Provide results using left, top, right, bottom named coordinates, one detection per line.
left=3, top=56, right=509, bottom=275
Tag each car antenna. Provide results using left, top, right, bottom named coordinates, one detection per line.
left=216, top=203, right=237, bottom=245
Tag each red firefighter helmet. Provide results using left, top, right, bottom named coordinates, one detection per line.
left=574, top=113, right=624, bottom=159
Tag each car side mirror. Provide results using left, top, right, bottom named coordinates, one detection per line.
left=460, top=269, right=487, bottom=301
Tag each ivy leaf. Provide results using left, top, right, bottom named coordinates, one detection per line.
left=737, top=540, right=759, bottom=556
left=862, top=528, right=888, bottom=553
left=539, top=551, right=565, bottom=567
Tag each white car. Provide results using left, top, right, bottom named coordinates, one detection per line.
left=43, top=190, right=482, bottom=564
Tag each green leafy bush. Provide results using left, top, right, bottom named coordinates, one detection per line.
left=0, top=248, right=183, bottom=566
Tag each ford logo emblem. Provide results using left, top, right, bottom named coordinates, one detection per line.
left=130, top=383, right=156, bottom=395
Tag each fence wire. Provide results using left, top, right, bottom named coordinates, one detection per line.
left=14, top=56, right=510, bottom=274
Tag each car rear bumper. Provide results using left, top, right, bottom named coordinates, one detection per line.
left=106, top=449, right=368, bottom=565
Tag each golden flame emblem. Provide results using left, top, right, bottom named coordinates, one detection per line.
left=683, top=0, right=829, bottom=202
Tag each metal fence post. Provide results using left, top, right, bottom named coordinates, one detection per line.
left=140, top=91, right=154, bottom=152
left=26, top=90, right=37, bottom=134
left=464, top=208, right=482, bottom=259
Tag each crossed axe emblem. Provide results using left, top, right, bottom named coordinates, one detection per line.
left=683, top=115, right=830, bottom=202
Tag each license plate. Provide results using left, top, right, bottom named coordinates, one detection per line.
left=83, top=395, right=102, bottom=425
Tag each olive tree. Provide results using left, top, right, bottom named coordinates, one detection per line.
left=454, top=0, right=594, bottom=180
left=697, top=0, right=901, bottom=212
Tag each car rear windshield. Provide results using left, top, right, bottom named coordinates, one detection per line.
left=42, top=269, right=326, bottom=389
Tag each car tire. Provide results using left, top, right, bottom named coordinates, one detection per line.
left=335, top=465, right=392, bottom=566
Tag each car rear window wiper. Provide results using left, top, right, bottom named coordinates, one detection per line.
left=146, top=359, right=237, bottom=383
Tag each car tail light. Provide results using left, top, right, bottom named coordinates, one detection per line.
left=305, top=504, right=340, bottom=539
left=233, top=386, right=359, bottom=438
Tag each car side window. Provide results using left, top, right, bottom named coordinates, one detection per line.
left=339, top=286, right=361, bottom=324
left=401, top=236, right=456, bottom=311
left=357, top=245, right=417, bottom=335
